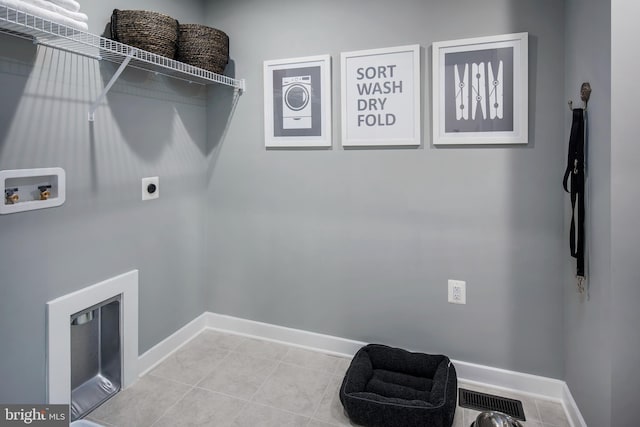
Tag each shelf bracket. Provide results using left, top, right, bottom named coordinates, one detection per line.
left=88, top=49, right=137, bottom=122
left=237, top=79, right=247, bottom=95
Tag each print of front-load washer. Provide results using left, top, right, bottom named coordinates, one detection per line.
left=282, top=75, right=312, bottom=129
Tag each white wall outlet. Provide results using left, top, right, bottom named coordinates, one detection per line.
left=141, top=176, right=159, bottom=201
left=448, top=280, right=466, bottom=304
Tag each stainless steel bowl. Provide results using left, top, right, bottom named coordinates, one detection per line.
left=471, top=411, right=524, bottom=427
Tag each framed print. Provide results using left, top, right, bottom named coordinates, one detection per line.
left=341, top=44, right=421, bottom=147
left=432, top=32, right=528, bottom=145
left=263, top=55, right=332, bottom=148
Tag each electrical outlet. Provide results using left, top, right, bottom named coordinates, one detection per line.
left=142, top=176, right=159, bottom=201
left=448, top=280, right=466, bottom=304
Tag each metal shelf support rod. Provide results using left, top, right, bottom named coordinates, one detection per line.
left=88, top=49, right=137, bottom=122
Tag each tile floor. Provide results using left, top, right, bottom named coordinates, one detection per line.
left=86, top=330, right=571, bottom=427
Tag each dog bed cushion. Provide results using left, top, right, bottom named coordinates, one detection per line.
left=339, top=344, right=457, bottom=427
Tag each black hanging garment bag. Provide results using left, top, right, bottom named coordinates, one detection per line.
left=563, top=108, right=585, bottom=280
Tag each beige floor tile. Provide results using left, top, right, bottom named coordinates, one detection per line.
left=452, top=406, right=465, bottom=427
left=152, top=387, right=244, bottom=427
left=332, top=357, right=352, bottom=377
left=195, top=330, right=249, bottom=351
left=197, top=352, right=278, bottom=399
left=230, top=402, right=310, bottom=427
left=535, top=399, right=570, bottom=427
left=313, top=375, right=353, bottom=426
left=89, top=375, right=190, bottom=427
left=84, top=416, right=115, bottom=426
left=282, top=347, right=342, bottom=373
left=150, top=339, right=229, bottom=385
left=234, top=337, right=290, bottom=361
left=252, top=363, right=332, bottom=417
left=464, top=408, right=482, bottom=426
left=307, top=420, right=340, bottom=427
left=86, top=334, right=574, bottom=427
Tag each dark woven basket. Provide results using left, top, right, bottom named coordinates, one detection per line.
left=177, top=24, right=229, bottom=74
left=110, top=9, right=179, bottom=59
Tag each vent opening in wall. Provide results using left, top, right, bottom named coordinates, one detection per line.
left=459, top=388, right=526, bottom=421
left=47, top=270, right=138, bottom=414
left=70, top=296, right=122, bottom=421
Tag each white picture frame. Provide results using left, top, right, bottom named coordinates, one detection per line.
left=432, top=32, right=528, bottom=145
left=263, top=55, right=332, bottom=148
left=341, top=44, right=421, bottom=147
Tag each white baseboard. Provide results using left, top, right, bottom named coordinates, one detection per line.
left=562, top=382, right=588, bottom=427
left=203, top=312, right=367, bottom=357
left=452, top=359, right=566, bottom=401
left=137, top=312, right=208, bottom=376
left=137, top=311, right=586, bottom=427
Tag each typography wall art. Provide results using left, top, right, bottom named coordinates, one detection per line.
left=341, top=45, right=421, bottom=147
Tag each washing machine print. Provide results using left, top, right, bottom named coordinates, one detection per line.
left=282, top=75, right=312, bottom=129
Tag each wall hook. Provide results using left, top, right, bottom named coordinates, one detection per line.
left=568, top=82, right=591, bottom=111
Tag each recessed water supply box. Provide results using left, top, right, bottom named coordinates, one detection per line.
left=70, top=296, right=121, bottom=421
left=0, top=167, right=66, bottom=214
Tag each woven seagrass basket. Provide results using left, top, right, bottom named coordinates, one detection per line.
left=110, top=9, right=179, bottom=59
left=177, top=24, right=229, bottom=74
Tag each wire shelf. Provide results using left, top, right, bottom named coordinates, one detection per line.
left=0, top=5, right=244, bottom=89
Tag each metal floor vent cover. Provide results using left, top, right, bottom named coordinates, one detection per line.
left=459, top=388, right=526, bottom=421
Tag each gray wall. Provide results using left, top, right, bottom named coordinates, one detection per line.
left=563, top=1, right=612, bottom=426
left=204, top=0, right=567, bottom=378
left=611, top=1, right=640, bottom=424
left=0, top=0, right=210, bottom=403
left=7, top=0, right=623, bottom=412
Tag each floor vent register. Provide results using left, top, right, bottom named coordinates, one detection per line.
left=458, top=388, right=526, bottom=421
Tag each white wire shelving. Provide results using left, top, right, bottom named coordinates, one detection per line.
left=0, top=5, right=245, bottom=121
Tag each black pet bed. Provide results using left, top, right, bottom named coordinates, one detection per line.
left=339, top=344, right=457, bottom=427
